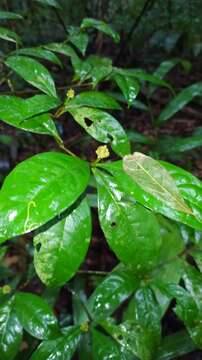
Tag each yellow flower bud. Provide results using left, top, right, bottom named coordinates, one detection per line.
left=2, top=285, right=11, bottom=295
left=80, top=322, right=89, bottom=332
left=96, top=145, right=110, bottom=160
left=66, top=88, right=75, bottom=100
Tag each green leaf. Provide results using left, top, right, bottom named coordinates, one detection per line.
left=0, top=27, right=20, bottom=43
left=0, top=152, right=90, bottom=242
left=81, top=17, right=120, bottom=43
left=65, top=91, right=121, bottom=110
left=116, top=68, right=172, bottom=91
left=5, top=56, right=57, bottom=98
left=15, top=47, right=62, bottom=67
left=68, top=26, right=89, bottom=55
left=94, top=168, right=161, bottom=272
left=106, top=91, right=149, bottom=111
left=68, top=107, right=130, bottom=156
left=127, top=130, right=153, bottom=145
left=34, top=0, right=62, bottom=9
left=155, top=134, right=202, bottom=155
left=87, top=264, right=139, bottom=320
left=92, top=329, right=122, bottom=359
left=1, top=112, right=60, bottom=139
left=149, top=58, right=191, bottom=96
left=0, top=11, right=23, bottom=20
left=44, top=42, right=77, bottom=58
left=15, top=292, right=59, bottom=339
left=150, top=216, right=184, bottom=315
left=156, top=82, right=202, bottom=124
left=30, top=326, right=81, bottom=360
left=120, top=287, right=162, bottom=360
left=99, top=160, right=202, bottom=230
left=0, top=297, right=22, bottom=360
left=34, top=198, right=91, bottom=287
left=86, top=55, right=112, bottom=87
left=0, top=95, right=61, bottom=137
left=123, top=152, right=192, bottom=215
left=113, top=73, right=140, bottom=107
left=156, top=331, right=195, bottom=360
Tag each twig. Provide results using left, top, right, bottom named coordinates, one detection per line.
left=115, top=0, right=156, bottom=63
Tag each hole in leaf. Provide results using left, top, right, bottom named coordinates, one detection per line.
left=84, top=118, right=93, bottom=127
left=111, top=221, right=116, bottom=228
left=36, top=243, right=41, bottom=252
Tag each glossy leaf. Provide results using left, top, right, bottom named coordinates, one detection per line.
left=156, top=82, right=202, bottom=124
left=151, top=216, right=184, bottom=315
left=0, top=27, right=20, bottom=43
left=120, top=287, right=162, bottom=360
left=81, top=17, right=120, bottom=43
left=0, top=152, right=90, bottom=242
left=34, top=198, right=91, bottom=287
left=92, top=329, right=122, bottom=359
left=123, top=152, right=192, bottom=214
left=0, top=11, right=23, bottom=20
left=5, top=56, right=57, bottom=98
left=68, top=107, right=130, bottom=156
left=68, top=26, right=89, bottom=55
left=34, top=0, right=61, bottom=8
left=1, top=112, right=60, bottom=139
left=156, top=331, right=195, bottom=360
left=30, top=326, right=81, bottom=360
left=149, top=58, right=191, bottom=96
left=15, top=292, right=59, bottom=339
left=15, top=47, right=62, bottom=67
left=94, top=168, right=161, bottom=272
left=155, top=134, right=202, bottom=154
left=0, top=94, right=61, bottom=128
left=86, top=55, right=112, bottom=87
left=116, top=68, right=172, bottom=91
left=44, top=42, right=77, bottom=58
left=65, top=91, right=121, bottom=110
left=99, top=160, right=202, bottom=230
left=0, top=297, right=22, bottom=360
left=106, top=91, right=149, bottom=111
left=113, top=73, right=140, bottom=106
left=87, top=263, right=139, bottom=320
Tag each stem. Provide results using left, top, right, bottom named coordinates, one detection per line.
left=53, top=8, right=68, bottom=36
left=67, top=285, right=93, bottom=322
left=115, top=0, right=156, bottom=63
left=57, top=140, right=77, bottom=157
left=78, top=270, right=109, bottom=276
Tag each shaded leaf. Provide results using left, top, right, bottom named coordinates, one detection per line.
left=113, top=73, right=140, bottom=106
left=15, top=47, right=62, bottom=67
left=156, top=82, right=202, bottom=124
left=0, top=11, right=23, bottom=20
left=81, top=17, right=120, bottom=43
left=0, top=152, right=90, bottom=242
left=156, top=331, right=195, bottom=360
left=92, top=329, right=122, bottom=360
left=0, top=94, right=61, bottom=125
left=155, top=134, right=202, bottom=155
left=0, top=297, right=22, bottom=360
left=5, top=56, right=57, bottom=97
left=149, top=58, right=191, bottom=96
left=68, top=107, right=130, bottom=156
left=94, top=168, right=161, bottom=272
left=30, top=326, right=81, bottom=360
left=0, top=27, right=20, bottom=43
left=87, top=263, right=139, bottom=320
left=65, top=91, right=121, bottom=110
left=123, top=152, right=192, bottom=214
left=68, top=26, right=89, bottom=55
left=34, top=0, right=61, bottom=9
left=15, top=292, right=59, bottom=339
left=86, top=55, right=112, bottom=87
left=34, top=198, right=91, bottom=287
